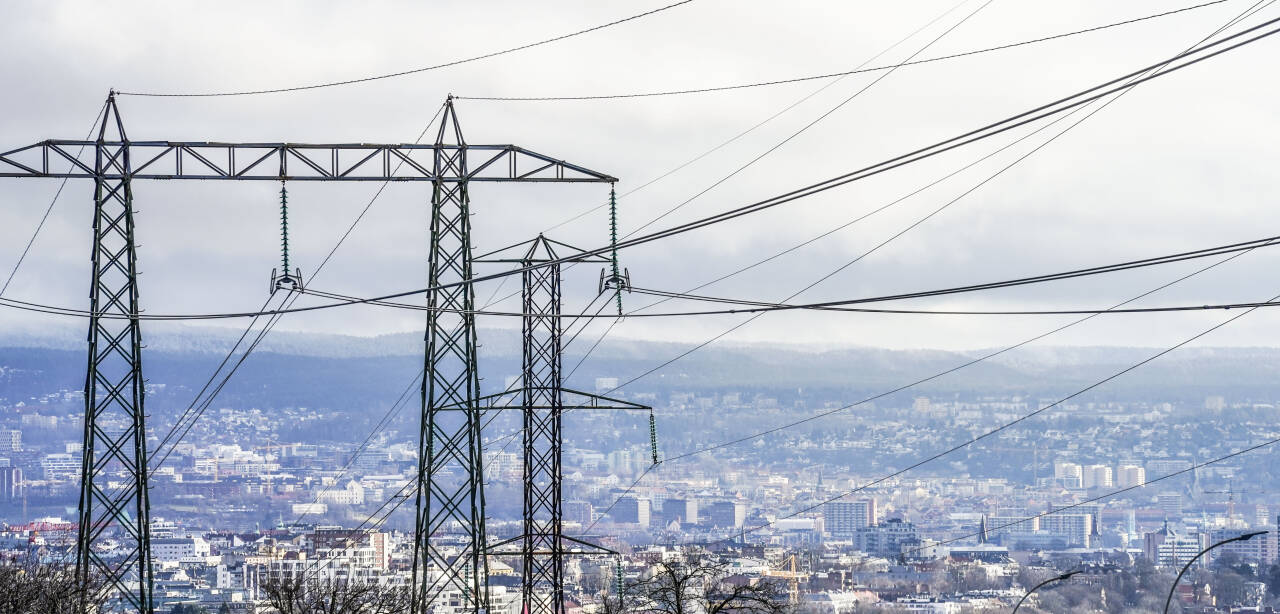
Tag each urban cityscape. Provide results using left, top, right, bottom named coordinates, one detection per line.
left=3, top=1, right=1280, bottom=613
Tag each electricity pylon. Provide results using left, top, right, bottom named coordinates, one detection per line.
left=77, top=93, right=155, bottom=614
left=476, top=236, right=647, bottom=614
left=0, top=93, right=615, bottom=614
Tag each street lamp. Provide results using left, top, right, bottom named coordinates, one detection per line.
left=1011, top=570, right=1081, bottom=613
left=1164, top=530, right=1267, bottom=613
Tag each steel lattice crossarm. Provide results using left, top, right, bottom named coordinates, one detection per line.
left=0, top=141, right=616, bottom=182
left=464, top=388, right=651, bottom=411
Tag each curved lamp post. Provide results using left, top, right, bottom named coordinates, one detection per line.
left=1164, top=530, right=1268, bottom=613
left=1011, top=570, right=1081, bottom=613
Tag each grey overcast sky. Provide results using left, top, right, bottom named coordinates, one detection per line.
left=2, top=0, right=1280, bottom=351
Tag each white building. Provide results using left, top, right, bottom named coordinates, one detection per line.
left=153, top=536, right=211, bottom=563
left=1040, top=513, right=1092, bottom=547
left=1117, top=465, right=1146, bottom=488
left=1053, top=461, right=1082, bottom=489
left=1082, top=465, right=1113, bottom=489
left=316, top=480, right=365, bottom=505
left=41, top=452, right=80, bottom=481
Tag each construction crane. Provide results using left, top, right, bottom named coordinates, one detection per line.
left=1203, top=480, right=1266, bottom=519
left=762, top=554, right=807, bottom=604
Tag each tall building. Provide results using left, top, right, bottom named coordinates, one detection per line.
left=855, top=519, right=921, bottom=558
left=0, top=467, right=21, bottom=502
left=823, top=500, right=878, bottom=536
left=564, top=500, right=593, bottom=525
left=1054, top=461, right=1083, bottom=489
left=987, top=516, right=1038, bottom=542
left=706, top=500, right=746, bottom=528
left=1159, top=492, right=1184, bottom=519
left=607, top=450, right=636, bottom=475
left=662, top=498, right=698, bottom=526
left=1040, top=513, right=1093, bottom=547
left=1082, top=465, right=1113, bottom=489
left=1210, top=528, right=1268, bottom=563
left=1145, top=522, right=1207, bottom=567
left=0, top=430, right=20, bottom=454
left=1117, top=465, right=1146, bottom=488
left=614, top=497, right=651, bottom=526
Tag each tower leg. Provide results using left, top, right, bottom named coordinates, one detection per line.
left=76, top=93, right=154, bottom=614
left=413, top=97, right=490, bottom=614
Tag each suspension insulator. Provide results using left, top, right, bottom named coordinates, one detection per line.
left=609, top=184, right=624, bottom=316
left=616, top=559, right=625, bottom=606
left=648, top=407, right=660, bottom=465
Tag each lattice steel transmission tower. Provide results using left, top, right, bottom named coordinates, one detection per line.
left=411, top=97, right=493, bottom=613
left=0, top=93, right=615, bottom=614
left=77, top=93, right=156, bottom=613
left=477, top=236, right=646, bottom=614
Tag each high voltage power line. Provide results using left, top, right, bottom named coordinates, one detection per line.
left=212, top=7, right=1280, bottom=600
left=8, top=232, right=1280, bottom=321
left=580, top=0, right=1279, bottom=535
left=586, top=0, right=1278, bottom=403
left=116, top=1, right=695, bottom=97
left=7, top=2, right=1276, bottom=601
left=585, top=251, right=1279, bottom=536
left=574, top=0, right=1277, bottom=404
left=539, top=0, right=974, bottom=236
left=472, top=0, right=983, bottom=326
left=6, top=17, right=1276, bottom=326
left=286, top=3, right=1280, bottom=597
left=457, top=0, right=1227, bottom=101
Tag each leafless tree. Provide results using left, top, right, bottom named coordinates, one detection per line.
left=0, top=554, right=106, bottom=614
left=257, top=575, right=411, bottom=614
left=622, top=553, right=790, bottom=614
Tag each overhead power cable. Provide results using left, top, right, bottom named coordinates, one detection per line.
left=289, top=268, right=607, bottom=527
left=582, top=0, right=1280, bottom=535
left=25, top=16, right=1274, bottom=328
left=601, top=274, right=1280, bottom=541
left=458, top=0, right=1226, bottom=101
left=18, top=4, right=1273, bottom=326
left=289, top=289, right=612, bottom=582
left=621, top=0, right=994, bottom=248
left=583, top=231, right=1270, bottom=535
left=725, top=288, right=1280, bottom=545
left=599, top=0, right=1280, bottom=393
left=1, top=102, right=107, bottom=297
left=117, top=1, right=695, bottom=97
left=487, top=0, right=978, bottom=322
left=9, top=232, right=1280, bottom=322
left=540, top=0, right=973, bottom=236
